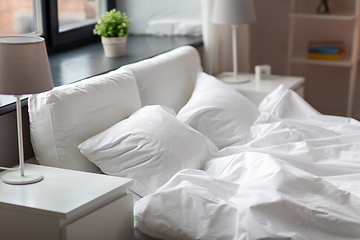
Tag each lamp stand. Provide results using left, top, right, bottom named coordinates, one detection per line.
left=218, top=25, right=249, bottom=84
left=2, top=95, right=43, bottom=185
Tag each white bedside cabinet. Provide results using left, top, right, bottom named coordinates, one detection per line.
left=0, top=164, right=134, bottom=240
left=216, top=73, right=305, bottom=106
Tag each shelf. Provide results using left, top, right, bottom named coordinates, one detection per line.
left=290, top=10, right=357, bottom=21
left=288, top=0, right=360, bottom=117
left=289, top=53, right=354, bottom=67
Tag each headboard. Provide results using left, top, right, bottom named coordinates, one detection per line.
left=28, top=45, right=202, bottom=172
left=120, top=45, right=201, bottom=113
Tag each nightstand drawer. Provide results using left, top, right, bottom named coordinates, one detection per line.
left=63, top=193, right=134, bottom=240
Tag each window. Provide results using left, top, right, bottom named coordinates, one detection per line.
left=48, top=0, right=114, bottom=48
left=117, top=0, right=202, bottom=36
left=0, top=0, right=115, bottom=50
left=58, top=0, right=104, bottom=32
left=0, top=0, right=42, bottom=36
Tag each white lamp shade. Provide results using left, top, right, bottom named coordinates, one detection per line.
left=212, top=0, right=256, bottom=25
left=0, top=36, right=53, bottom=95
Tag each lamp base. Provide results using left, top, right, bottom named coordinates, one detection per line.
left=2, top=170, right=43, bottom=185
left=216, top=72, right=250, bottom=84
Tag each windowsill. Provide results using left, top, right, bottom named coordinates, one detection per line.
left=0, top=35, right=203, bottom=116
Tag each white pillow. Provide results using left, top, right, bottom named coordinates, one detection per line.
left=28, top=69, right=141, bottom=172
left=78, top=105, right=218, bottom=197
left=177, top=72, right=260, bottom=149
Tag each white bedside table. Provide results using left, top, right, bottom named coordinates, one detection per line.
left=0, top=164, right=134, bottom=240
left=216, top=73, right=305, bottom=106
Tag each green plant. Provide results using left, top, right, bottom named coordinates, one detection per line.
left=93, top=9, right=132, bottom=38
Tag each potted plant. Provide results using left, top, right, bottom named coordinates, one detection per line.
left=93, top=9, right=132, bottom=57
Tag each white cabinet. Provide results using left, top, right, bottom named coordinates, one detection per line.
left=287, top=0, right=359, bottom=117
left=0, top=164, right=134, bottom=240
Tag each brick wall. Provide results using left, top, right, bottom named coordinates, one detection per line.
left=0, top=0, right=97, bottom=36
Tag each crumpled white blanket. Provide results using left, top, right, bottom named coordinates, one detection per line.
left=134, top=85, right=360, bottom=240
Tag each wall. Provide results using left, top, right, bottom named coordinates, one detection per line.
left=250, top=0, right=290, bottom=76
left=0, top=107, right=34, bottom=168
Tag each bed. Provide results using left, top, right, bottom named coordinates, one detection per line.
left=28, top=45, right=360, bottom=240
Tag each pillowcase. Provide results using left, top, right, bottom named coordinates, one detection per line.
left=177, top=72, right=260, bottom=149
left=28, top=69, right=141, bottom=173
left=78, top=105, right=218, bottom=197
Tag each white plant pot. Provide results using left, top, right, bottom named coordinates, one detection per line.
left=101, top=36, right=127, bottom=58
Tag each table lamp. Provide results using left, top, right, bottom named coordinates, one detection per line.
left=212, top=0, right=256, bottom=83
left=0, top=36, right=53, bottom=184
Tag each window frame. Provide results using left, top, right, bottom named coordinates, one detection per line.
left=43, top=0, right=115, bottom=51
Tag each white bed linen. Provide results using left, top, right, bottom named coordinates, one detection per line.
left=134, top=85, right=360, bottom=240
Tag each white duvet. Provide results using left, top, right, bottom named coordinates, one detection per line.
left=134, top=86, right=360, bottom=240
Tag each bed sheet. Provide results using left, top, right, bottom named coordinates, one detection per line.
left=134, top=85, right=360, bottom=240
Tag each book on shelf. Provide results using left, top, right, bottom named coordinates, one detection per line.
left=307, top=47, right=345, bottom=55
left=307, top=40, right=345, bottom=60
left=307, top=52, right=343, bottom=60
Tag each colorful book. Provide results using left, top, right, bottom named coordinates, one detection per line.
left=307, top=52, right=343, bottom=60
left=308, top=47, right=345, bottom=55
